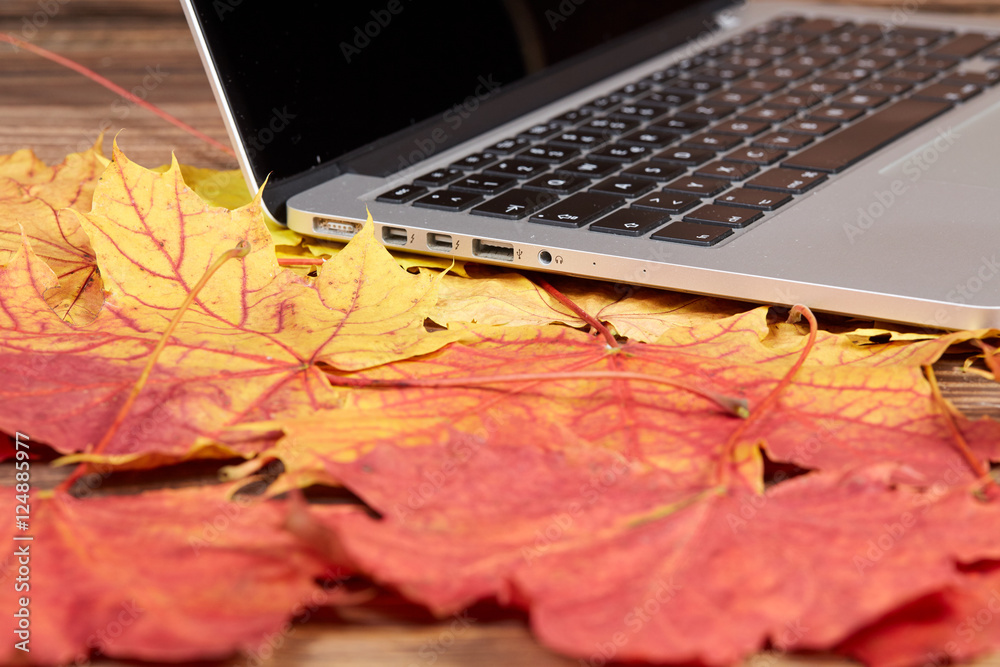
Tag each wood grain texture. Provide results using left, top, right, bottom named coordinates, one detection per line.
left=1, top=2, right=999, bottom=666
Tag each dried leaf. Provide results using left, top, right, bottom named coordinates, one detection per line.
left=0, top=145, right=456, bottom=464
left=0, top=484, right=339, bottom=664
left=314, top=441, right=1000, bottom=665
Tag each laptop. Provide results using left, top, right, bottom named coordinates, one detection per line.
left=180, top=0, right=1000, bottom=330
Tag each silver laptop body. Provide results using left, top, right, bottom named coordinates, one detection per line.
left=183, top=1, right=1000, bottom=330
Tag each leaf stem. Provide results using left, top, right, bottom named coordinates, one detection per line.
left=0, top=32, right=237, bottom=159
left=92, top=241, right=251, bottom=455
left=535, top=276, right=619, bottom=348
left=923, top=363, right=996, bottom=491
left=718, top=304, right=818, bottom=484
left=277, top=257, right=326, bottom=266
left=325, top=369, right=749, bottom=418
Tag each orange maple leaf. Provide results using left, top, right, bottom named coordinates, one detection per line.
left=0, top=484, right=341, bottom=665
left=312, top=442, right=1000, bottom=666
left=262, top=311, right=1000, bottom=491
left=0, top=146, right=456, bottom=465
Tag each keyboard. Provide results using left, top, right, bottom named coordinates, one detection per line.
left=377, top=16, right=1000, bottom=247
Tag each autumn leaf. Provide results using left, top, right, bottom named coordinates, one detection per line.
left=0, top=142, right=108, bottom=323
left=430, top=267, right=750, bottom=341
left=0, top=145, right=456, bottom=465
left=839, top=569, right=1000, bottom=667
left=312, top=441, right=1000, bottom=665
left=0, top=484, right=342, bottom=665
left=259, top=310, right=1000, bottom=490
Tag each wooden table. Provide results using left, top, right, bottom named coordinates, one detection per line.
left=1, top=1, right=999, bottom=665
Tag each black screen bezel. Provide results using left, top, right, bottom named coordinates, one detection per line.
left=188, top=0, right=733, bottom=221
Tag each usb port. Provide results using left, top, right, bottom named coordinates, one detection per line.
left=427, top=233, right=453, bottom=252
left=472, top=239, right=514, bottom=262
left=381, top=226, right=408, bottom=246
left=313, top=217, right=362, bottom=238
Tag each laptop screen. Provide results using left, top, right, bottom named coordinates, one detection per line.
left=189, top=0, right=723, bottom=213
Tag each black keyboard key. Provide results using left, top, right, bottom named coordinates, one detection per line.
left=611, top=102, right=671, bottom=123
left=676, top=101, right=737, bottom=121
left=556, top=158, right=621, bottom=179
left=663, top=78, right=721, bottom=94
left=880, top=67, right=935, bottom=84
left=833, top=92, right=890, bottom=109
left=519, top=144, right=579, bottom=164
left=582, top=94, right=625, bottom=111
left=753, top=132, right=814, bottom=151
left=704, top=90, right=762, bottom=107
left=621, top=162, right=685, bottom=182
left=695, top=160, right=760, bottom=180
left=757, top=64, right=811, bottom=82
left=377, top=184, right=427, bottom=204
left=856, top=81, right=912, bottom=97
left=652, top=147, right=714, bottom=166
left=806, top=105, right=865, bottom=123
left=523, top=174, right=590, bottom=194
left=412, top=189, right=483, bottom=211
left=738, top=106, right=797, bottom=123
left=928, top=33, right=998, bottom=59
left=651, top=221, right=732, bottom=246
left=451, top=152, right=498, bottom=170
left=784, top=98, right=952, bottom=173
left=519, top=121, right=563, bottom=141
left=783, top=119, right=838, bottom=136
left=451, top=174, right=516, bottom=195
left=689, top=64, right=749, bottom=81
left=470, top=189, right=557, bottom=220
left=590, top=144, right=651, bottom=163
left=684, top=204, right=763, bottom=228
left=913, top=82, right=982, bottom=103
left=530, top=192, right=624, bottom=227
left=632, top=192, right=699, bottom=213
left=484, top=158, right=548, bottom=179
left=746, top=168, right=827, bottom=193
left=725, top=146, right=786, bottom=165
left=413, top=168, right=462, bottom=188
left=618, top=128, right=681, bottom=149
left=550, top=109, right=594, bottom=125
left=793, top=81, right=847, bottom=97
left=549, top=128, right=612, bottom=149
left=650, top=117, right=707, bottom=134
left=663, top=175, right=729, bottom=196
left=682, top=132, right=742, bottom=151
left=639, top=91, right=695, bottom=107
left=730, top=79, right=786, bottom=94
left=584, top=118, right=640, bottom=135
left=589, top=209, right=670, bottom=236
left=942, top=71, right=1000, bottom=87
left=612, top=81, right=653, bottom=97
left=816, top=65, right=872, bottom=85
left=769, top=92, right=823, bottom=109
left=590, top=176, right=656, bottom=198
left=486, top=137, right=531, bottom=155
left=712, top=119, right=769, bottom=137
left=716, top=188, right=792, bottom=210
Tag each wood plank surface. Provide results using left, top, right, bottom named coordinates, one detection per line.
left=1, top=1, right=1000, bottom=666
